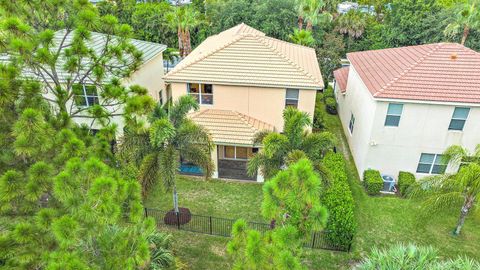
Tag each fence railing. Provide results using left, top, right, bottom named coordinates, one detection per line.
left=144, top=208, right=352, bottom=252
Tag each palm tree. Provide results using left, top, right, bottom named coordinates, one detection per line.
left=118, top=95, right=214, bottom=213
left=289, top=29, right=315, bottom=46
left=336, top=10, right=367, bottom=39
left=302, top=0, right=332, bottom=32
left=167, top=6, right=200, bottom=57
left=295, top=0, right=307, bottom=30
left=163, top=47, right=180, bottom=73
left=444, top=0, right=480, bottom=45
left=247, top=107, right=337, bottom=180
left=410, top=161, right=480, bottom=235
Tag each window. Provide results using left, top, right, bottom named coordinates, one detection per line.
left=448, top=107, right=470, bottom=131
left=416, top=153, right=447, bottom=174
left=385, top=103, right=403, bottom=127
left=285, top=89, right=299, bottom=108
left=188, top=83, right=213, bottom=105
left=221, top=146, right=253, bottom=160
left=349, top=113, right=355, bottom=134
left=73, top=84, right=99, bottom=107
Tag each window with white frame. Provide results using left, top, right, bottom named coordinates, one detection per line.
left=349, top=113, right=355, bottom=134
left=448, top=107, right=470, bottom=131
left=416, top=153, right=447, bottom=174
left=73, top=84, right=99, bottom=107
left=188, top=83, right=213, bottom=105
left=285, top=89, right=299, bottom=108
left=385, top=103, right=403, bottom=127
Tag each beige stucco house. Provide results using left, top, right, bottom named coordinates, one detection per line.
left=164, top=23, right=323, bottom=181
left=333, top=43, right=480, bottom=181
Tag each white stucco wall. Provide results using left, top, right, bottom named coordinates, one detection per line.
left=366, top=100, right=480, bottom=178
left=336, top=65, right=377, bottom=177
left=338, top=64, right=480, bottom=180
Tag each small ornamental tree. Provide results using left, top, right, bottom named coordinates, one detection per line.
left=262, top=158, right=328, bottom=237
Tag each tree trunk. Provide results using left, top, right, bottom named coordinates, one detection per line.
left=173, top=185, right=179, bottom=213
left=298, top=16, right=304, bottom=30
left=306, top=21, right=312, bottom=32
left=461, top=25, right=470, bottom=45
left=454, top=198, right=473, bottom=235
left=184, top=29, right=192, bottom=57
left=177, top=26, right=183, bottom=58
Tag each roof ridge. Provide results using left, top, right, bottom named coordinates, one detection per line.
left=234, top=111, right=273, bottom=131
left=165, top=35, right=245, bottom=78
left=255, top=36, right=322, bottom=85
left=373, top=43, right=443, bottom=97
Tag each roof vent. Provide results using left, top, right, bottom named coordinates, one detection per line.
left=450, top=53, right=458, bottom=60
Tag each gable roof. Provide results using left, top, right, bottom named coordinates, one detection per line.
left=333, top=66, right=349, bottom=93
left=1, top=30, right=167, bottom=83
left=189, top=109, right=275, bottom=146
left=347, top=43, right=480, bottom=104
left=164, top=23, right=323, bottom=90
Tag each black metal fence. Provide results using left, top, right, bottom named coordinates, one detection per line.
left=144, top=208, right=351, bottom=252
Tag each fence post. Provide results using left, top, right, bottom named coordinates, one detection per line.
left=311, top=232, right=317, bottom=249
left=176, top=212, right=181, bottom=230
left=209, top=216, right=213, bottom=235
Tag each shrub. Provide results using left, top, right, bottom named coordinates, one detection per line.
left=363, top=169, right=383, bottom=195
left=398, top=171, right=415, bottom=196
left=325, top=97, right=337, bottom=115
left=322, top=87, right=335, bottom=100
left=321, top=152, right=356, bottom=248
left=313, top=103, right=326, bottom=130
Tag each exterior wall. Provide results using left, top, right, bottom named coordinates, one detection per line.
left=366, top=101, right=480, bottom=178
left=169, top=82, right=317, bottom=131
left=336, top=65, right=377, bottom=177
left=338, top=64, right=480, bottom=180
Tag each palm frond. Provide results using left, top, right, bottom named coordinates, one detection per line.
left=301, top=131, right=337, bottom=163
left=169, top=95, right=199, bottom=127
left=138, top=153, right=160, bottom=196
left=180, top=144, right=214, bottom=179
left=116, top=130, right=151, bottom=167
left=149, top=119, right=176, bottom=148
left=443, top=145, right=468, bottom=166
left=252, top=130, right=272, bottom=145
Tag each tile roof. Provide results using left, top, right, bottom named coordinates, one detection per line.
left=164, top=23, right=323, bottom=90
left=1, top=30, right=166, bottom=83
left=333, top=66, right=349, bottom=93
left=347, top=43, right=480, bottom=104
left=189, top=109, right=275, bottom=146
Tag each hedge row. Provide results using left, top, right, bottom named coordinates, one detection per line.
left=398, top=171, right=415, bottom=196
left=363, top=169, right=383, bottom=195
left=321, top=152, right=356, bottom=248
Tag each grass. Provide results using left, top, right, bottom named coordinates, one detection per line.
left=145, top=98, right=480, bottom=269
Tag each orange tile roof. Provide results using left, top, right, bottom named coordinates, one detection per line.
left=347, top=43, right=480, bottom=103
left=189, top=109, right=275, bottom=146
left=164, top=23, right=323, bottom=90
left=333, top=66, right=349, bottom=93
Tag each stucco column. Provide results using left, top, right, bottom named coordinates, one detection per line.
left=211, top=144, right=218, bottom=178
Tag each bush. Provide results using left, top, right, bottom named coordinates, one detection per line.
left=363, top=169, right=383, bottom=195
left=313, top=103, right=326, bottom=130
left=322, top=87, right=335, bottom=100
left=321, top=153, right=356, bottom=248
left=325, top=97, right=337, bottom=115
left=398, top=171, right=415, bottom=196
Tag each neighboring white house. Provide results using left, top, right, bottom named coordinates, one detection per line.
left=333, top=43, right=480, bottom=180
left=2, top=30, right=167, bottom=134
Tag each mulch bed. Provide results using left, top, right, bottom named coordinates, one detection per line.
left=163, top=207, right=192, bottom=225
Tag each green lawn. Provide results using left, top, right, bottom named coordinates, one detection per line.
left=145, top=101, right=480, bottom=269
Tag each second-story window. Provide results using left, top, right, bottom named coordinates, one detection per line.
left=73, top=84, right=99, bottom=107
left=285, top=89, right=299, bottom=108
left=448, top=107, right=470, bottom=131
left=188, top=83, right=213, bottom=105
left=385, top=103, right=403, bottom=127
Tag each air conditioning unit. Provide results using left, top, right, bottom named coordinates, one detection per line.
left=381, top=174, right=396, bottom=194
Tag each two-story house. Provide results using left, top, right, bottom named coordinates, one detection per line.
left=164, top=23, right=323, bottom=181
left=333, top=43, right=480, bottom=180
